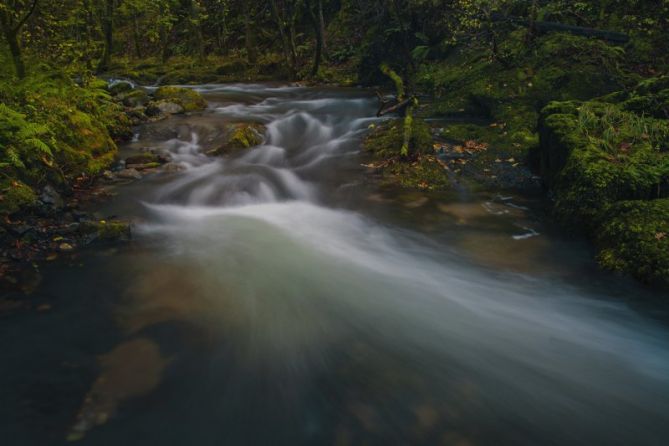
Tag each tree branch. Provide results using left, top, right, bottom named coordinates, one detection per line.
left=13, top=0, right=39, bottom=33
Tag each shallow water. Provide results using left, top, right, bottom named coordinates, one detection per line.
left=1, top=84, right=668, bottom=446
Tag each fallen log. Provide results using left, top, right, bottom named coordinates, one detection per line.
left=491, top=13, right=629, bottom=44
left=377, top=97, right=414, bottom=117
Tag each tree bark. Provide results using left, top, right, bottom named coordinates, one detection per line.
left=306, top=0, right=323, bottom=76
left=97, top=0, right=114, bottom=73
left=5, top=29, right=25, bottom=79
left=243, top=2, right=258, bottom=64
left=317, top=0, right=327, bottom=57
left=269, top=0, right=296, bottom=78
left=0, top=0, right=39, bottom=79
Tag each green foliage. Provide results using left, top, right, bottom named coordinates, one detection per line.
left=0, top=179, right=38, bottom=215
left=0, top=56, right=129, bottom=214
left=364, top=119, right=432, bottom=159
left=596, top=199, right=669, bottom=284
left=0, top=104, right=53, bottom=171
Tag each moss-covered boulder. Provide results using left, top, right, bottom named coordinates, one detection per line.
left=120, top=89, right=150, bottom=107
left=539, top=99, right=669, bottom=227
left=538, top=77, right=669, bottom=283
left=208, top=123, right=265, bottom=155
left=153, top=86, right=207, bottom=112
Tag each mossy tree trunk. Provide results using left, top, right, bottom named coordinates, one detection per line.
left=317, top=0, right=327, bottom=58
left=0, top=0, right=39, bottom=79
left=380, top=63, right=417, bottom=158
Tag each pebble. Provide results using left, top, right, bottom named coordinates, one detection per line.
left=59, top=243, right=75, bottom=252
left=117, top=168, right=142, bottom=180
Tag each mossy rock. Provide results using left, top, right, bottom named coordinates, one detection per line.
left=58, top=110, right=118, bottom=175
left=108, top=81, right=134, bottom=95
left=539, top=99, right=669, bottom=227
left=596, top=199, right=669, bottom=284
left=120, top=89, right=150, bottom=107
left=0, top=180, right=37, bottom=215
left=79, top=220, right=131, bottom=242
left=125, top=153, right=160, bottom=165
left=208, top=123, right=266, bottom=155
left=153, top=86, right=207, bottom=112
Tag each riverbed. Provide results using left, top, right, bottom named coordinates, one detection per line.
left=1, top=84, right=668, bottom=445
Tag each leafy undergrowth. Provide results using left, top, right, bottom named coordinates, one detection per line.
left=0, top=68, right=131, bottom=217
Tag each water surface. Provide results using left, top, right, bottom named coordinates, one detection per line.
left=1, top=84, right=668, bottom=446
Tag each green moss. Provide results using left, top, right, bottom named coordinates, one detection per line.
left=364, top=118, right=432, bottom=159
left=540, top=100, right=669, bottom=227
left=383, top=156, right=452, bottom=191
left=0, top=69, right=127, bottom=215
left=596, top=199, right=669, bottom=283
left=154, top=86, right=207, bottom=111
left=207, top=123, right=265, bottom=156
left=120, top=89, right=150, bottom=107
left=0, top=180, right=37, bottom=215
left=421, top=31, right=633, bottom=171
left=363, top=119, right=451, bottom=191
left=538, top=78, right=669, bottom=283
left=228, top=123, right=264, bottom=149
left=79, top=220, right=131, bottom=241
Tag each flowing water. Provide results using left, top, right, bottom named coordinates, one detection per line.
left=1, top=84, right=669, bottom=446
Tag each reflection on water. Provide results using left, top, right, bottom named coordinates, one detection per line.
left=1, top=84, right=668, bottom=446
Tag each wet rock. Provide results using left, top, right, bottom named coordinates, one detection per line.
left=39, top=185, right=64, bottom=210
left=120, top=89, right=150, bottom=107
left=146, top=100, right=185, bottom=116
left=163, top=162, right=186, bottom=173
left=125, top=153, right=160, bottom=165
left=108, top=80, right=134, bottom=95
left=208, top=123, right=266, bottom=156
left=125, top=107, right=148, bottom=125
left=153, top=86, right=207, bottom=112
left=79, top=220, right=131, bottom=243
left=117, top=168, right=142, bottom=180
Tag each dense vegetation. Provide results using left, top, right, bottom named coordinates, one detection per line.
left=1, top=0, right=668, bottom=284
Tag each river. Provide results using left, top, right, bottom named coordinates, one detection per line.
left=1, top=84, right=668, bottom=445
